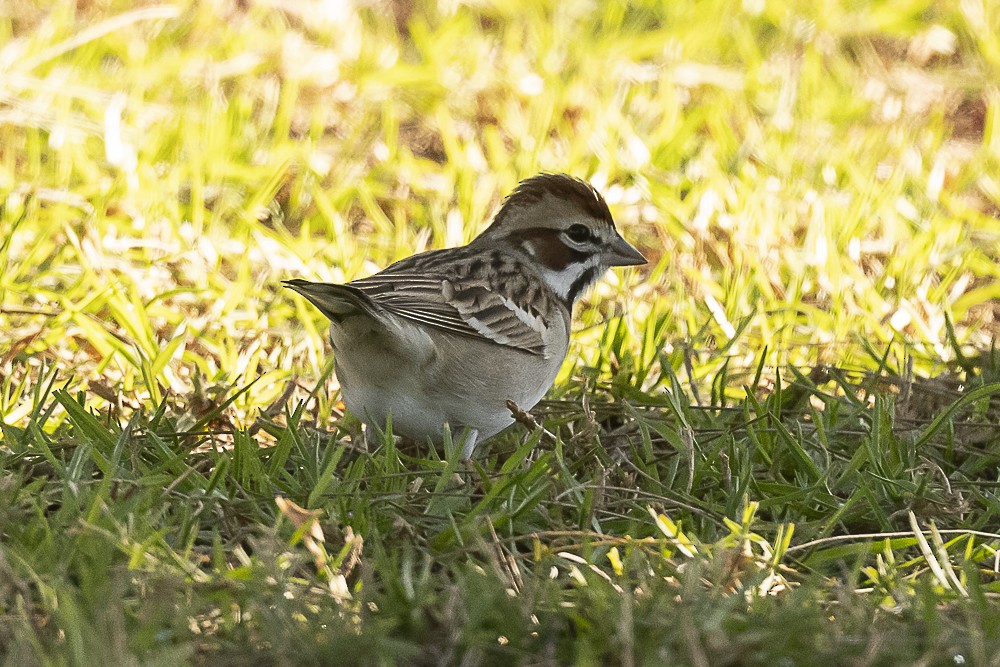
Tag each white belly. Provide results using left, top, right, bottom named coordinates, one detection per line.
left=330, top=316, right=564, bottom=444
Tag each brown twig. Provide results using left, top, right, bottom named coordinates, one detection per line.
left=506, top=399, right=558, bottom=443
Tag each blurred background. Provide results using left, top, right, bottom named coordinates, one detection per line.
left=1, top=0, right=998, bottom=425
left=3, top=3, right=1000, bottom=662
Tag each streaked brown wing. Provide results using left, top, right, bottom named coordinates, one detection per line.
left=348, top=248, right=553, bottom=357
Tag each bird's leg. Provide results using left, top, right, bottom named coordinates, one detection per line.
left=458, top=428, right=479, bottom=461
left=361, top=423, right=378, bottom=452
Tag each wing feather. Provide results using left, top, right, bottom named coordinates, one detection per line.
left=347, top=247, right=561, bottom=357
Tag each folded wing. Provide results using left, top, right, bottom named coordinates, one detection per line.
left=348, top=248, right=556, bottom=357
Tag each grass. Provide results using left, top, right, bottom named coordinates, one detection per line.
left=2, top=0, right=1000, bottom=663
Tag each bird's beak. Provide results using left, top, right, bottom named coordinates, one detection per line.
left=604, top=233, right=647, bottom=267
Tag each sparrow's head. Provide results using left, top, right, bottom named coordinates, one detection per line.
left=475, top=173, right=646, bottom=306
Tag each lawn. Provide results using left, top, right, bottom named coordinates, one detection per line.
left=2, top=0, right=1000, bottom=664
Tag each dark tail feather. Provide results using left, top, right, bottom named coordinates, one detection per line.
left=282, top=279, right=374, bottom=321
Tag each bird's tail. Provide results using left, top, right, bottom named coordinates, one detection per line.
left=282, top=279, right=374, bottom=322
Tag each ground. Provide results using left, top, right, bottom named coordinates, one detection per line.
left=1, top=0, right=1000, bottom=664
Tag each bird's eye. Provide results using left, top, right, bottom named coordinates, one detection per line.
left=565, top=224, right=592, bottom=243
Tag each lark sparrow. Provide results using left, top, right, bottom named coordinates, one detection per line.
left=285, top=173, right=646, bottom=459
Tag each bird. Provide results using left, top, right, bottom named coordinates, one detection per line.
left=284, top=173, right=646, bottom=460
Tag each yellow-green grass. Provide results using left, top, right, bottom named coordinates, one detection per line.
left=1, top=0, right=1000, bottom=663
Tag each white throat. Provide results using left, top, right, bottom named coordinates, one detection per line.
left=536, top=259, right=601, bottom=303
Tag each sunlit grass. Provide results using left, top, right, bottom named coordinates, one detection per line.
left=1, top=0, right=1000, bottom=662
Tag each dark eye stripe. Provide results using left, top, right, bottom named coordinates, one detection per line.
left=517, top=227, right=589, bottom=271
